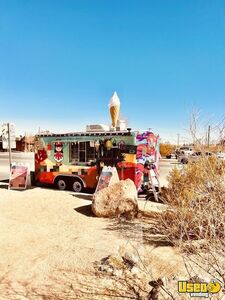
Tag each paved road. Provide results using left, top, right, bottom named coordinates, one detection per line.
left=0, top=153, right=178, bottom=186
left=159, top=158, right=180, bottom=187
left=0, top=152, right=34, bottom=181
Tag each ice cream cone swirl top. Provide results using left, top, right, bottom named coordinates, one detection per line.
left=109, top=91, right=120, bottom=108
left=109, top=91, right=120, bottom=127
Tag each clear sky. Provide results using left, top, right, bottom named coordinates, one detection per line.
left=0, top=0, right=225, bottom=143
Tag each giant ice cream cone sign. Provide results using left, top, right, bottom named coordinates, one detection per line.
left=109, top=91, right=120, bottom=127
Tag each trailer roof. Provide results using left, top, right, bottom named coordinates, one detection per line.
left=36, top=130, right=134, bottom=138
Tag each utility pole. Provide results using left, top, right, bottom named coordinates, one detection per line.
left=177, top=133, right=180, bottom=147
left=7, top=123, right=12, bottom=171
left=207, top=125, right=211, bottom=148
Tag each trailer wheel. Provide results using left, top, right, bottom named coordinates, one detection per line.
left=181, top=158, right=188, bottom=164
left=72, top=179, right=84, bottom=193
left=55, top=177, right=67, bottom=190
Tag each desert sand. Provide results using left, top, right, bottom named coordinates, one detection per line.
left=0, top=186, right=185, bottom=299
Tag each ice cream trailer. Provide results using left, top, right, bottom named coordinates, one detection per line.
left=34, top=129, right=160, bottom=192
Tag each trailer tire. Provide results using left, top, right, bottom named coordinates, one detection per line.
left=181, top=158, right=188, bottom=164
left=55, top=177, right=67, bottom=190
left=72, top=179, right=84, bottom=193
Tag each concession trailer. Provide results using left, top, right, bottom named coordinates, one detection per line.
left=34, top=129, right=160, bottom=192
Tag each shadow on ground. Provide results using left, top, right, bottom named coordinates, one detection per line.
left=105, top=217, right=172, bottom=247
left=72, top=193, right=93, bottom=201
left=0, top=181, right=45, bottom=190
left=74, top=204, right=95, bottom=217
left=73, top=196, right=170, bottom=247
left=0, top=184, right=9, bottom=189
left=0, top=179, right=9, bottom=189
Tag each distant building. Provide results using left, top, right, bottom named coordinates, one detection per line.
left=18, top=136, right=35, bottom=152
left=0, top=135, right=35, bottom=152
left=15, top=136, right=24, bottom=152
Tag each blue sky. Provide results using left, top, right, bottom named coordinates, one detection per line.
left=0, top=0, right=224, bottom=142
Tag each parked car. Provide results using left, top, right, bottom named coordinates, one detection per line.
left=178, top=151, right=213, bottom=164
left=175, top=147, right=193, bottom=159
left=177, top=151, right=189, bottom=164
left=166, top=153, right=176, bottom=159
left=216, top=152, right=225, bottom=160
left=179, top=146, right=193, bottom=155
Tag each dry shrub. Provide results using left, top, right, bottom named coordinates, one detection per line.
left=205, top=144, right=225, bottom=153
left=160, top=157, right=225, bottom=246
left=155, top=112, right=225, bottom=296
left=157, top=156, right=225, bottom=292
left=160, top=143, right=174, bottom=157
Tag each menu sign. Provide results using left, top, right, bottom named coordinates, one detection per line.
left=95, top=166, right=119, bottom=193
left=9, top=164, right=28, bottom=190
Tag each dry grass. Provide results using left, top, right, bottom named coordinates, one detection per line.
left=202, top=144, right=225, bottom=153
left=159, top=156, right=225, bottom=244
left=152, top=155, right=225, bottom=292
left=146, top=112, right=225, bottom=297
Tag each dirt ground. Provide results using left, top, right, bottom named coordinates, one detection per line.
left=0, top=186, right=187, bottom=299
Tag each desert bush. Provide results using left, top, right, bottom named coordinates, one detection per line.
left=160, top=143, right=174, bottom=157
left=155, top=156, right=225, bottom=292
left=152, top=113, right=225, bottom=296
left=159, top=157, right=225, bottom=246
